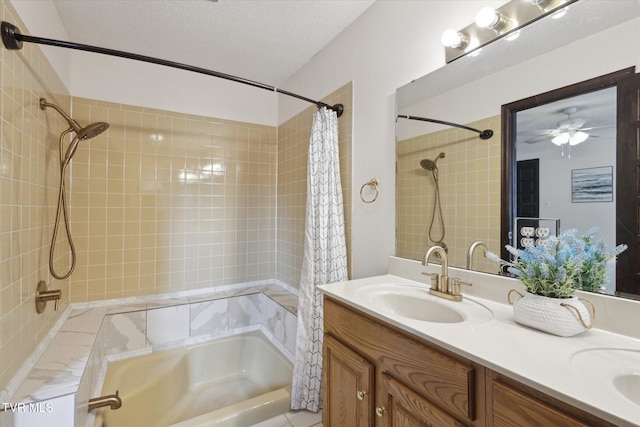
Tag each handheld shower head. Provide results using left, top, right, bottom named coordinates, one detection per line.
left=420, top=152, right=445, bottom=171
left=40, top=98, right=109, bottom=141
left=40, top=98, right=109, bottom=162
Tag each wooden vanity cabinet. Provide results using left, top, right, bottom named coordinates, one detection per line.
left=323, top=296, right=618, bottom=427
left=323, top=297, right=483, bottom=427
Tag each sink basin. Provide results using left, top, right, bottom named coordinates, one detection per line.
left=571, top=348, right=640, bottom=406
left=613, top=374, right=640, bottom=406
left=369, top=292, right=464, bottom=323
left=353, top=283, right=492, bottom=324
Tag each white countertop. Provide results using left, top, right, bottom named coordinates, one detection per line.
left=319, top=271, right=640, bottom=426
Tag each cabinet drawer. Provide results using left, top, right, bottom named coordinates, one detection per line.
left=324, top=297, right=476, bottom=421
left=380, top=374, right=467, bottom=427
left=489, top=374, right=617, bottom=427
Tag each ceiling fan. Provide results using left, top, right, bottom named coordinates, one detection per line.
left=522, top=106, right=610, bottom=146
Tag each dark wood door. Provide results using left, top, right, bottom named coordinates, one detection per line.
left=516, top=159, right=539, bottom=249
left=617, top=72, right=640, bottom=294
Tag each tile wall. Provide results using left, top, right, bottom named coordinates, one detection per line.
left=68, top=98, right=277, bottom=301
left=0, top=0, right=353, bottom=395
left=276, top=84, right=353, bottom=286
left=396, top=116, right=501, bottom=273
left=0, top=0, right=72, bottom=391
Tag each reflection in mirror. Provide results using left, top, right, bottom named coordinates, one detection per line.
left=512, top=85, right=617, bottom=294
left=502, top=68, right=639, bottom=297
left=395, top=0, right=640, bottom=298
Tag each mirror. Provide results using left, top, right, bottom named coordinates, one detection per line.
left=502, top=67, right=637, bottom=297
left=396, top=0, right=640, bottom=297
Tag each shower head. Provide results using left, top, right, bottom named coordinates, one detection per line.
left=40, top=98, right=109, bottom=141
left=420, top=152, right=445, bottom=171
left=77, top=121, right=110, bottom=141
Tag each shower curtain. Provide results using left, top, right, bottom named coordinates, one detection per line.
left=291, top=106, right=348, bottom=412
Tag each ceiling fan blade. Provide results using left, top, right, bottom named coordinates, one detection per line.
left=579, top=124, right=615, bottom=131
left=519, top=129, right=560, bottom=135
left=522, top=135, right=552, bottom=144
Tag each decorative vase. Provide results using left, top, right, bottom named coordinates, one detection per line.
left=507, top=290, right=595, bottom=337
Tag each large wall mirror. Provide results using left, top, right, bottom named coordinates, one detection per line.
left=395, top=0, right=640, bottom=298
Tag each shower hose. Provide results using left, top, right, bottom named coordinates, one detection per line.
left=49, top=129, right=78, bottom=280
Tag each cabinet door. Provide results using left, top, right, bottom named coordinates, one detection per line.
left=378, top=374, right=466, bottom=427
left=323, top=334, right=375, bottom=427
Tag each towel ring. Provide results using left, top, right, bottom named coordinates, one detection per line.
left=360, top=178, right=379, bottom=203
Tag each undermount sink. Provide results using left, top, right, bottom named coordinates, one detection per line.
left=570, top=348, right=640, bottom=407
left=353, top=283, right=492, bottom=324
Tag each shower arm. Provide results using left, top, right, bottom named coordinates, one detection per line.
left=397, top=114, right=493, bottom=140
left=1, top=21, right=344, bottom=118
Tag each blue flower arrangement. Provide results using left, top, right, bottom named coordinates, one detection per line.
left=487, top=228, right=627, bottom=298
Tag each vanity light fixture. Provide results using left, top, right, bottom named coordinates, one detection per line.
left=441, top=0, right=578, bottom=63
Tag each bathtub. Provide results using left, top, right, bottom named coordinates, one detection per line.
left=93, top=331, right=293, bottom=427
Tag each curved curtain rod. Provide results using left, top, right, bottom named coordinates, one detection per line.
left=1, top=21, right=344, bottom=118
left=397, top=114, right=493, bottom=140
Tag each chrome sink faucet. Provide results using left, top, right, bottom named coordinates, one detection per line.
left=422, top=246, right=471, bottom=302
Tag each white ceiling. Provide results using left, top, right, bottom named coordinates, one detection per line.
left=51, top=0, right=375, bottom=87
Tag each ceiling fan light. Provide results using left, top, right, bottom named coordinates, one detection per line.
left=552, top=132, right=569, bottom=146
left=569, top=131, right=589, bottom=145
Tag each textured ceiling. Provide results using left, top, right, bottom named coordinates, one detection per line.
left=51, top=0, right=375, bottom=87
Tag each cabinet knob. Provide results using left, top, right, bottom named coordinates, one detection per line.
left=356, top=390, right=367, bottom=400
left=375, top=406, right=386, bottom=417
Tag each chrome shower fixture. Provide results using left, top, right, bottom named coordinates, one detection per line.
left=41, top=98, right=110, bottom=280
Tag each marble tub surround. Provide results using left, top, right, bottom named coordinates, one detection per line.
left=319, top=257, right=640, bottom=426
left=2, top=282, right=298, bottom=427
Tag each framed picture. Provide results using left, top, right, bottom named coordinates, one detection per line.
left=571, top=166, right=613, bottom=203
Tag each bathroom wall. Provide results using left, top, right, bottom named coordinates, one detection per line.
left=0, top=0, right=71, bottom=391
left=396, top=116, right=501, bottom=274
left=67, top=97, right=277, bottom=301
left=277, top=83, right=353, bottom=287
left=278, top=1, right=509, bottom=280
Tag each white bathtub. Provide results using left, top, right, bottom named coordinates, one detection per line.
left=93, top=331, right=293, bottom=427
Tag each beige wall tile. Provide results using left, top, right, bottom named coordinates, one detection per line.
left=396, top=116, right=501, bottom=274
left=276, top=83, right=353, bottom=288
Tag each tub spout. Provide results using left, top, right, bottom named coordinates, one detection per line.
left=88, top=390, right=122, bottom=412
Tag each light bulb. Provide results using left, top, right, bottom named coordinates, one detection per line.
left=441, top=29, right=468, bottom=49
left=552, top=132, right=569, bottom=146
left=569, top=131, right=589, bottom=145
left=476, top=7, right=499, bottom=28
left=476, top=7, right=510, bottom=31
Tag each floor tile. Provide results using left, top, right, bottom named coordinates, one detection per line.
left=286, top=410, right=323, bottom=427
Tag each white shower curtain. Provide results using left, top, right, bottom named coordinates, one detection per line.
left=291, top=107, right=348, bottom=412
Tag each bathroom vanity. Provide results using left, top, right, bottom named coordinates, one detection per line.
left=319, top=258, right=640, bottom=427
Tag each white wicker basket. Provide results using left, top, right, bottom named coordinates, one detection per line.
left=508, top=290, right=594, bottom=337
